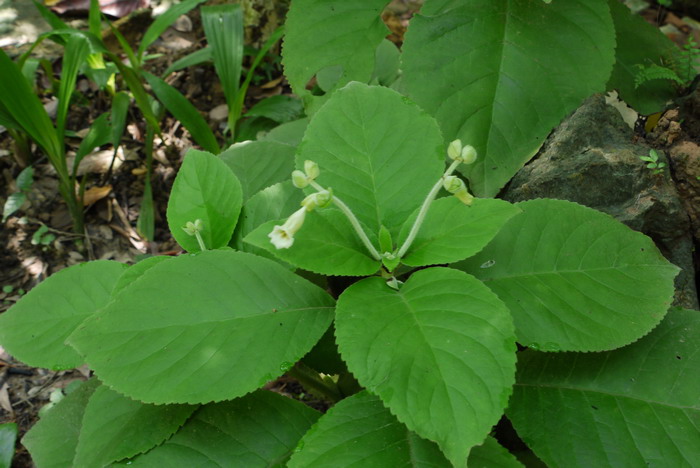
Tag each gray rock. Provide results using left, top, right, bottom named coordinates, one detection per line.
left=501, top=94, right=698, bottom=309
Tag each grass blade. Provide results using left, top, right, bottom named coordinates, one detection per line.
left=57, top=35, right=91, bottom=142
left=162, top=46, right=212, bottom=77
left=143, top=71, right=219, bottom=154
left=137, top=0, right=207, bottom=63
left=201, top=4, right=243, bottom=133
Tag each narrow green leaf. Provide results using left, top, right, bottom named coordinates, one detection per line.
left=288, top=391, right=453, bottom=468
left=143, top=71, right=220, bottom=154
left=606, top=0, right=680, bottom=114
left=201, top=4, right=243, bottom=119
left=219, top=140, right=295, bottom=201
left=0, top=423, right=17, bottom=468
left=335, top=267, right=517, bottom=466
left=0, top=261, right=127, bottom=369
left=73, top=385, right=196, bottom=468
left=162, top=46, right=212, bottom=77
left=68, top=250, right=335, bottom=404
left=282, top=0, right=390, bottom=109
left=109, top=58, right=161, bottom=132
left=110, top=91, right=130, bottom=149
left=31, top=1, right=69, bottom=40
left=74, top=113, right=111, bottom=177
left=23, top=379, right=100, bottom=468
left=402, top=0, right=616, bottom=196
left=457, top=199, right=679, bottom=351
left=398, top=197, right=521, bottom=267
left=57, top=35, right=91, bottom=142
left=244, top=209, right=381, bottom=276
left=0, top=49, right=61, bottom=159
left=87, top=0, right=101, bottom=37
left=137, top=0, right=206, bottom=62
left=137, top=176, right=155, bottom=241
left=166, top=149, right=243, bottom=252
left=122, top=391, right=320, bottom=467
left=297, top=82, right=445, bottom=238
left=0, top=100, right=19, bottom=130
left=508, top=308, right=700, bottom=467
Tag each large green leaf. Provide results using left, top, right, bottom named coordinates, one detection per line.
left=23, top=379, right=99, bottom=468
left=469, top=436, right=524, bottom=468
left=297, top=82, right=444, bottom=238
left=401, top=0, right=616, bottom=196
left=73, top=385, right=196, bottom=467
left=606, top=0, right=679, bottom=114
left=335, top=267, right=516, bottom=466
left=68, top=250, right=335, bottom=404
left=288, top=391, right=453, bottom=468
left=245, top=208, right=381, bottom=276
left=457, top=199, right=679, bottom=352
left=282, top=0, right=390, bottom=109
left=121, top=391, right=320, bottom=467
left=111, top=256, right=171, bottom=297
left=398, top=197, right=521, bottom=267
left=0, top=423, right=17, bottom=468
left=0, top=261, right=127, bottom=370
left=507, top=308, right=700, bottom=467
left=166, top=149, right=243, bottom=252
left=219, top=141, right=296, bottom=201
left=143, top=71, right=220, bottom=154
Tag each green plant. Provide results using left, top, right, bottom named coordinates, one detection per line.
left=0, top=1, right=698, bottom=467
left=2, top=166, right=34, bottom=222
left=634, top=35, right=700, bottom=91
left=639, top=148, right=667, bottom=174
left=0, top=423, right=17, bottom=468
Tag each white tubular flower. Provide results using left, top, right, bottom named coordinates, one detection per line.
left=292, top=170, right=309, bottom=188
left=269, top=207, right=307, bottom=249
left=447, top=139, right=463, bottom=161
left=304, top=160, right=320, bottom=180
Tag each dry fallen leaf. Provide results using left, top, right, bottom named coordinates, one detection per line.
left=82, top=185, right=113, bottom=206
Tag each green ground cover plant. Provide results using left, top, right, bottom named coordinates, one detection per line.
left=0, top=0, right=698, bottom=467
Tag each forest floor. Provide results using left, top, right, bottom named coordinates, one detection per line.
left=0, top=1, right=699, bottom=467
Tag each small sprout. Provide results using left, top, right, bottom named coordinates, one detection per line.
left=2, top=285, right=13, bottom=294
left=269, top=207, right=307, bottom=249
left=639, top=149, right=666, bottom=175
left=292, top=170, right=310, bottom=188
left=304, top=160, right=320, bottom=180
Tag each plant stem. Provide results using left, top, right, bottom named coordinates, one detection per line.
left=287, top=362, right=343, bottom=403
left=194, top=231, right=207, bottom=251
left=309, top=180, right=382, bottom=261
left=396, top=160, right=461, bottom=258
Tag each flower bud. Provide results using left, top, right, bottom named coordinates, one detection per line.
left=460, top=145, right=477, bottom=165
left=182, top=219, right=203, bottom=236
left=443, top=175, right=465, bottom=194
left=302, top=189, right=333, bottom=211
left=447, top=139, right=463, bottom=161
left=304, top=160, right=320, bottom=180
left=443, top=176, right=473, bottom=205
left=292, top=170, right=309, bottom=188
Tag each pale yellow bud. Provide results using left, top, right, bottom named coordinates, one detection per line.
left=292, top=170, right=309, bottom=188
left=447, top=139, right=463, bottom=161
left=304, top=160, right=320, bottom=180
left=460, top=145, right=477, bottom=165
